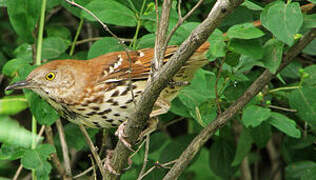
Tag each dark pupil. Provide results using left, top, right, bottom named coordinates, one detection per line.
left=48, top=74, right=53, bottom=79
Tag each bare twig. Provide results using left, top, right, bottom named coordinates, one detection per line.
left=56, top=119, right=72, bottom=177
left=164, top=0, right=204, bottom=47
left=268, top=105, right=297, bottom=112
left=79, top=124, right=106, bottom=178
left=88, top=154, right=97, bottom=180
left=138, top=160, right=178, bottom=180
left=45, top=125, right=68, bottom=179
left=215, top=57, right=225, bottom=115
left=75, top=37, right=133, bottom=46
left=137, top=135, right=150, bottom=180
left=241, top=157, right=252, bottom=180
left=163, top=29, right=316, bottom=180
left=267, top=138, right=281, bottom=180
left=13, top=126, right=45, bottom=180
left=73, top=158, right=107, bottom=179
left=152, top=0, right=172, bottom=73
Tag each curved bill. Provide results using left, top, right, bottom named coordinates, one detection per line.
left=5, top=80, right=32, bottom=91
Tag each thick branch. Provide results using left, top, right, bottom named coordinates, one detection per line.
left=105, top=0, right=244, bottom=179
left=163, top=29, right=316, bottom=180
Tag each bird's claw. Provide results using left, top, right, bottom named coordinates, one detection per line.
left=115, top=121, right=135, bottom=152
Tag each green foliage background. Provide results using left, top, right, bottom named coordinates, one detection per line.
left=0, top=0, right=315, bottom=179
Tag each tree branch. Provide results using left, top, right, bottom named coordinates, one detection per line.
left=163, top=29, right=316, bottom=180
left=105, top=0, right=245, bottom=179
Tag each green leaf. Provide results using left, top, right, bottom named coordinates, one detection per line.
left=2, top=59, right=30, bottom=77
left=249, top=122, right=272, bottom=148
left=242, top=0, right=263, bottom=11
left=303, top=39, right=316, bottom=56
left=260, top=39, right=284, bottom=74
left=82, top=0, right=137, bottom=27
left=194, top=100, right=217, bottom=127
left=46, top=25, right=72, bottom=41
left=229, top=39, right=264, bottom=59
left=232, top=128, right=253, bottom=166
left=209, top=140, right=236, bottom=179
left=25, top=91, right=59, bottom=125
left=285, top=161, right=316, bottom=180
left=0, top=95, right=28, bottom=115
left=289, top=86, right=316, bottom=126
left=0, top=116, right=41, bottom=148
left=242, top=105, right=271, bottom=127
left=227, top=23, right=264, bottom=39
left=260, top=1, right=303, bottom=46
left=136, top=33, right=155, bottom=49
left=302, top=14, right=316, bottom=30
left=268, top=112, right=301, bottom=138
left=13, top=43, right=33, bottom=62
left=87, top=37, right=125, bottom=59
left=170, top=98, right=191, bottom=118
left=304, top=65, right=316, bottom=86
left=42, top=37, right=69, bottom=59
left=207, top=29, right=225, bottom=58
left=0, top=143, right=26, bottom=160
left=6, top=0, right=41, bottom=43
left=61, top=0, right=89, bottom=18
left=280, top=61, right=302, bottom=79
left=171, top=22, right=200, bottom=45
left=186, top=148, right=221, bottom=180
left=21, top=144, right=55, bottom=179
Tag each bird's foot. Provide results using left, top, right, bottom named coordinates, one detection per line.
left=115, top=121, right=135, bottom=152
left=104, top=150, right=133, bottom=175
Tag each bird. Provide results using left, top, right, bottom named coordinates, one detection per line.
left=6, top=42, right=210, bottom=148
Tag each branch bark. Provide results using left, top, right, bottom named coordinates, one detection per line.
left=163, top=29, right=316, bottom=180
left=105, top=0, right=245, bottom=179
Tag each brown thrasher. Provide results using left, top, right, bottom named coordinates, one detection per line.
left=6, top=42, right=210, bottom=142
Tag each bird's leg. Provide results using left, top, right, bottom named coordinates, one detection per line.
left=115, top=121, right=135, bottom=152
left=104, top=150, right=133, bottom=175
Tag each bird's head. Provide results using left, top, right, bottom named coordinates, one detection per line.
left=5, top=60, right=87, bottom=102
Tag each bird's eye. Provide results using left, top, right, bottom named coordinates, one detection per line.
left=45, top=72, right=56, bottom=81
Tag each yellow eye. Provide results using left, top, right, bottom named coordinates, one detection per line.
left=45, top=72, right=56, bottom=81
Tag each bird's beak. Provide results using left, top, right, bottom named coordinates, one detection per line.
left=5, top=80, right=33, bottom=91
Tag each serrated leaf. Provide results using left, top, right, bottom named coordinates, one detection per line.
left=232, top=128, right=253, bottom=166
left=82, top=0, right=137, bottom=27
left=229, top=39, right=264, bottom=59
left=6, top=0, right=41, bottom=43
left=21, top=149, right=41, bottom=169
left=24, top=91, right=59, bottom=125
left=0, top=116, right=41, bottom=148
left=0, top=143, right=26, bottom=160
left=289, top=86, right=316, bottom=126
left=88, top=37, right=124, bottom=59
left=260, top=39, right=284, bottom=74
left=0, top=95, right=28, bottom=115
left=260, top=1, right=303, bottom=46
left=242, top=105, right=271, bottom=127
left=269, top=112, right=301, bottom=138
left=42, top=37, right=69, bottom=59
left=227, top=23, right=264, bottom=39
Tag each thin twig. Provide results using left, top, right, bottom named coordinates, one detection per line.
left=88, top=154, right=97, bottom=180
left=137, top=135, right=150, bottom=180
left=164, top=0, right=204, bottom=47
left=138, top=160, right=178, bottom=180
left=45, top=125, right=67, bottom=178
left=13, top=126, right=45, bottom=180
left=73, top=158, right=107, bottom=179
left=56, top=119, right=72, bottom=176
left=215, top=57, right=225, bottom=115
left=268, top=105, right=297, bottom=112
left=75, top=37, right=133, bottom=46
left=79, top=124, right=106, bottom=178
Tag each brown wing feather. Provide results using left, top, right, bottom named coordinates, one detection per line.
left=90, top=42, right=209, bottom=84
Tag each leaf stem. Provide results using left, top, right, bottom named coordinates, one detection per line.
left=70, top=18, right=84, bottom=56
left=268, top=86, right=300, bottom=93
left=132, top=0, right=147, bottom=49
